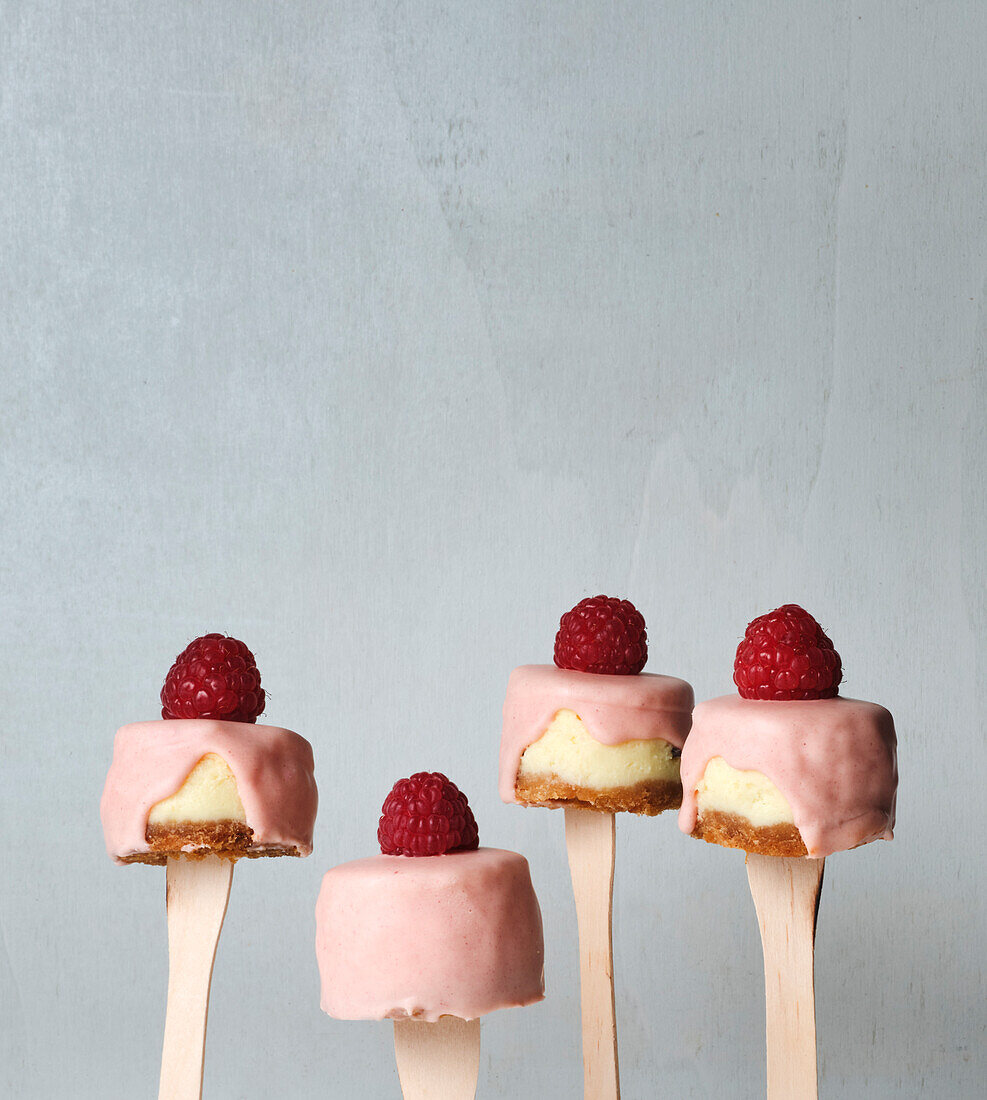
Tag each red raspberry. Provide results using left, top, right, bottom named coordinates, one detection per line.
left=377, top=772, right=479, bottom=857
left=160, top=633, right=265, bottom=723
left=733, top=604, right=842, bottom=701
left=553, top=595, right=648, bottom=675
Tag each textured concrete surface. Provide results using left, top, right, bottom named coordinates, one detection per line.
left=1, top=2, right=984, bottom=1096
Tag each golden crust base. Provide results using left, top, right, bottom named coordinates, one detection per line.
left=119, top=821, right=302, bottom=866
left=514, top=774, right=682, bottom=816
left=691, top=810, right=808, bottom=857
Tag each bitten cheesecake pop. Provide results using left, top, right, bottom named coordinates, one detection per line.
left=679, top=604, right=897, bottom=1099
left=316, top=773, right=544, bottom=1100
left=101, top=634, right=318, bottom=1100
left=501, top=596, right=693, bottom=1099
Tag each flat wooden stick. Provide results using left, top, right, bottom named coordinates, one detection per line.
left=565, top=806, right=620, bottom=1100
left=746, top=854, right=825, bottom=1100
left=393, top=1016, right=480, bottom=1100
left=158, top=856, right=234, bottom=1100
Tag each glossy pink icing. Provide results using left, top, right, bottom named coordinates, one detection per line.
left=315, top=848, right=545, bottom=1021
left=499, top=664, right=694, bottom=802
left=100, top=719, right=318, bottom=863
left=678, top=695, right=897, bottom=857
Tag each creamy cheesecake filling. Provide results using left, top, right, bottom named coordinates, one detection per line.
left=518, top=708, right=679, bottom=790
left=695, top=756, right=794, bottom=828
left=147, top=753, right=246, bottom=825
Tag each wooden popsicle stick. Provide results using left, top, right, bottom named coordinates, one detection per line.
left=746, top=854, right=825, bottom=1100
left=393, top=1016, right=481, bottom=1100
left=564, top=806, right=620, bottom=1100
left=158, top=856, right=234, bottom=1100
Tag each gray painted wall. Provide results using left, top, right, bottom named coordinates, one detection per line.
left=2, top=2, right=984, bottom=1096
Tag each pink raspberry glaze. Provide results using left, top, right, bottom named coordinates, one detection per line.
left=678, top=695, right=897, bottom=857
left=499, top=664, right=694, bottom=803
left=315, top=849, right=545, bottom=1022
left=100, top=720, right=318, bottom=863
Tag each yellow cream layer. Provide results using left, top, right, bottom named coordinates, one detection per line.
left=695, top=756, right=794, bottom=827
left=518, top=708, right=679, bottom=789
left=147, top=753, right=246, bottom=825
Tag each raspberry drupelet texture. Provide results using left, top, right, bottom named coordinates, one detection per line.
left=160, top=633, right=266, bottom=723
left=378, top=772, right=480, bottom=857
left=553, top=595, right=648, bottom=675
left=733, top=604, right=842, bottom=701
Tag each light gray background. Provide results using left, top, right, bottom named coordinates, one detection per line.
left=1, top=1, right=984, bottom=1097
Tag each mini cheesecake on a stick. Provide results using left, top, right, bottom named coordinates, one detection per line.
left=501, top=596, right=693, bottom=1100
left=679, top=604, right=897, bottom=858
left=102, top=634, right=317, bottom=864
left=100, top=634, right=318, bottom=1100
left=316, top=773, right=544, bottom=1099
left=500, top=596, right=694, bottom=814
left=679, top=605, right=897, bottom=1100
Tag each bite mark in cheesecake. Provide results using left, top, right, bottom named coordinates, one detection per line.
left=516, top=708, right=682, bottom=813
left=101, top=719, right=318, bottom=865
left=148, top=753, right=247, bottom=826
left=690, top=756, right=805, bottom=854
left=695, top=756, right=794, bottom=828
left=131, top=752, right=263, bottom=864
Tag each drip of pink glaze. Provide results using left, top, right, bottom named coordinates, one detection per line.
left=100, top=719, right=318, bottom=863
left=499, top=664, right=694, bottom=803
left=678, top=695, right=897, bottom=857
left=315, top=848, right=545, bottom=1022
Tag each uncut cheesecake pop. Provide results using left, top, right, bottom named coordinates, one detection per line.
left=500, top=596, right=693, bottom=1099
left=679, top=605, right=897, bottom=1099
left=100, top=634, right=318, bottom=1100
left=316, top=772, right=544, bottom=1100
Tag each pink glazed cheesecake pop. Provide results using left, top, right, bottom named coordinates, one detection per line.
left=316, top=772, right=544, bottom=1100
left=501, top=596, right=693, bottom=1100
left=501, top=597, right=693, bottom=814
left=101, top=633, right=318, bottom=1100
left=679, top=605, right=898, bottom=1100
